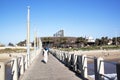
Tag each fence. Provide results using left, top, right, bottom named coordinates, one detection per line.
left=50, top=49, right=120, bottom=80
left=0, top=56, right=25, bottom=80
left=0, top=48, right=41, bottom=80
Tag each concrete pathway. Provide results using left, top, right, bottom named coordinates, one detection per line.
left=20, top=52, right=82, bottom=80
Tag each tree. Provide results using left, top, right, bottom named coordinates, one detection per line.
left=117, top=37, right=120, bottom=45
left=112, top=37, right=120, bottom=45
left=17, top=40, right=26, bottom=46
left=42, top=37, right=54, bottom=47
left=8, top=42, right=14, bottom=46
left=95, top=38, right=101, bottom=46
left=101, top=37, right=109, bottom=45
left=59, top=37, right=67, bottom=48
left=76, top=37, right=86, bottom=47
left=59, top=37, right=67, bottom=44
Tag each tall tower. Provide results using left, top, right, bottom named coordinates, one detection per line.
left=27, top=6, right=30, bottom=66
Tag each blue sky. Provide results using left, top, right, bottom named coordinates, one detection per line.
left=0, top=0, right=120, bottom=45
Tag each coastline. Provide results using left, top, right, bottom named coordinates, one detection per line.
left=0, top=49, right=120, bottom=62
left=70, top=49, right=120, bottom=63
left=0, top=53, right=26, bottom=62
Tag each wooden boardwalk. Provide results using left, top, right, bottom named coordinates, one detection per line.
left=20, top=53, right=82, bottom=80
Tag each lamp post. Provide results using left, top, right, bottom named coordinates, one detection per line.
left=27, top=6, right=30, bottom=66
left=34, top=29, right=37, bottom=55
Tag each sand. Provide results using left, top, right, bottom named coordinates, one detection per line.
left=71, top=49, right=120, bottom=63
left=0, top=53, right=26, bottom=62
left=0, top=49, right=120, bottom=63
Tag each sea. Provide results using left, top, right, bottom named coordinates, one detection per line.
left=88, top=62, right=117, bottom=80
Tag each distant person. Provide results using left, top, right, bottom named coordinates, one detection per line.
left=43, top=48, right=49, bottom=63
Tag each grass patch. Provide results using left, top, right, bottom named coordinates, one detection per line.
left=58, top=45, right=120, bottom=51
left=0, top=48, right=27, bottom=53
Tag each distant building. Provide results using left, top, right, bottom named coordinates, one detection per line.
left=53, top=30, right=64, bottom=37
left=108, top=39, right=113, bottom=45
left=86, top=36, right=95, bottom=43
left=85, top=36, right=95, bottom=45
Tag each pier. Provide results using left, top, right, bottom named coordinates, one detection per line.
left=0, top=48, right=120, bottom=80
left=20, top=51, right=82, bottom=80
left=0, top=4, right=120, bottom=80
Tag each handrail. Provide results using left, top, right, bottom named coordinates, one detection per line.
left=4, top=59, right=14, bottom=65
left=50, top=49, right=120, bottom=80
left=0, top=48, right=42, bottom=80
left=100, top=74, right=117, bottom=80
left=86, top=56, right=96, bottom=59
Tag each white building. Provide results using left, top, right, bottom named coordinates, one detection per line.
left=85, top=36, right=95, bottom=43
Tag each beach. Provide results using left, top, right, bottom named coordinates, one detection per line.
left=0, top=53, right=26, bottom=62
left=0, top=49, right=119, bottom=80
left=71, top=49, right=120, bottom=63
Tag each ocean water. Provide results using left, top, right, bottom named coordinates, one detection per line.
left=89, top=73, right=117, bottom=80
left=88, top=62, right=117, bottom=80
left=6, top=65, right=12, bottom=80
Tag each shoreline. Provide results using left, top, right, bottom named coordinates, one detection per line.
left=82, top=50, right=120, bottom=63
left=69, top=49, right=120, bottom=63
left=0, top=49, right=120, bottom=63
left=0, top=53, right=26, bottom=62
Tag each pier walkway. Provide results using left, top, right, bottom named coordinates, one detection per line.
left=20, top=52, right=82, bottom=80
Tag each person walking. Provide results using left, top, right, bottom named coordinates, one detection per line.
left=43, top=48, right=49, bottom=63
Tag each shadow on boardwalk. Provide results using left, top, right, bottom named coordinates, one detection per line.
left=55, top=56, right=90, bottom=80
left=20, top=52, right=83, bottom=80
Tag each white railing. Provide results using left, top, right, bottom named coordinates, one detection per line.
left=0, top=48, right=42, bottom=80
left=0, top=56, right=25, bottom=80
left=50, top=49, right=120, bottom=80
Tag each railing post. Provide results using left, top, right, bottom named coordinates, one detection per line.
left=62, top=52, right=64, bottom=62
left=68, top=54, right=71, bottom=67
left=0, top=62, right=5, bottom=80
left=25, top=55, right=28, bottom=70
left=94, top=57, right=104, bottom=80
left=64, top=53, right=67, bottom=64
left=20, top=56, right=25, bottom=75
left=116, top=63, right=120, bottom=80
left=56, top=51, right=58, bottom=59
left=77, top=55, right=81, bottom=72
left=57, top=51, right=59, bottom=59
left=12, top=58, right=18, bottom=80
left=73, top=55, right=77, bottom=71
left=59, top=51, right=62, bottom=61
left=81, top=55, right=88, bottom=78
left=71, top=54, right=74, bottom=68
